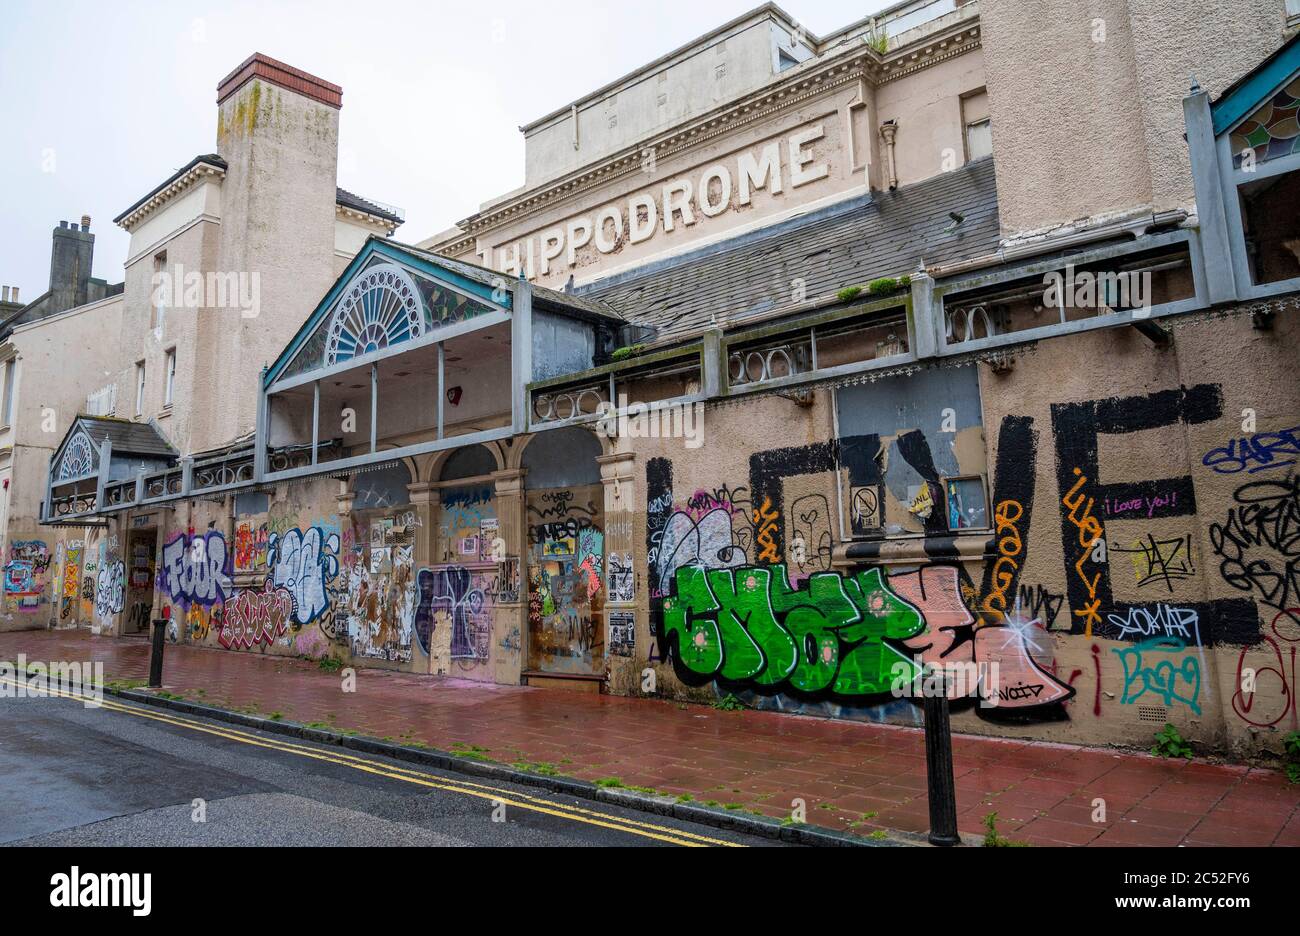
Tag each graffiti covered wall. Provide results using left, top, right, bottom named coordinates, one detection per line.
left=62, top=302, right=1296, bottom=757
left=626, top=307, right=1300, bottom=755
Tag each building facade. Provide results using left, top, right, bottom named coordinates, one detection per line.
left=3, top=53, right=400, bottom=629
left=23, top=0, right=1300, bottom=758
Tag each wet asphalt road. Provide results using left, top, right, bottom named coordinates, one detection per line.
left=0, top=690, right=784, bottom=847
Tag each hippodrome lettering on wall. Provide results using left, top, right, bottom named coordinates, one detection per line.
left=483, top=123, right=831, bottom=280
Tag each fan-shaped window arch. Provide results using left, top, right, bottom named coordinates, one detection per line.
left=325, top=263, right=426, bottom=367
left=57, top=430, right=97, bottom=481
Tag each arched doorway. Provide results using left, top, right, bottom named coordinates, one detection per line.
left=522, top=427, right=605, bottom=678
left=422, top=444, right=499, bottom=676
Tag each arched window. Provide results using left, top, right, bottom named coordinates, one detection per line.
left=58, top=430, right=97, bottom=481
left=352, top=461, right=413, bottom=510
left=440, top=445, right=497, bottom=482
left=522, top=428, right=602, bottom=489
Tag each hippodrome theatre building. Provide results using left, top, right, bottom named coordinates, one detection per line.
left=22, top=1, right=1300, bottom=756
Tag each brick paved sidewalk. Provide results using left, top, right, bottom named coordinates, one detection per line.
left=3, top=629, right=1297, bottom=846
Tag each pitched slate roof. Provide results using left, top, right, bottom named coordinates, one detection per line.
left=581, top=156, right=1001, bottom=343
left=75, top=416, right=175, bottom=459
left=336, top=187, right=404, bottom=225
left=113, top=153, right=403, bottom=227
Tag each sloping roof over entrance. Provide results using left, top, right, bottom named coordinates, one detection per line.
left=581, top=156, right=1001, bottom=343
left=73, top=416, right=176, bottom=458
left=265, top=237, right=626, bottom=388
left=48, top=415, right=175, bottom=487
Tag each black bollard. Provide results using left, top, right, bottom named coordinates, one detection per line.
left=923, top=675, right=961, bottom=847
left=149, top=618, right=168, bottom=689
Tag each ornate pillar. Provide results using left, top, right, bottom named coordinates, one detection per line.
left=406, top=481, right=438, bottom=673
left=406, top=482, right=437, bottom=569
left=335, top=478, right=355, bottom=519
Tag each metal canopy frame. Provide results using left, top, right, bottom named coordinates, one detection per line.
left=258, top=275, right=532, bottom=485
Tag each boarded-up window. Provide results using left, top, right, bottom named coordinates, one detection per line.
left=834, top=367, right=987, bottom=537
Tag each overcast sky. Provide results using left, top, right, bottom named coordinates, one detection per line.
left=0, top=0, right=893, bottom=302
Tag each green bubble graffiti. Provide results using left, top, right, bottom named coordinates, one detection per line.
left=661, top=564, right=926, bottom=697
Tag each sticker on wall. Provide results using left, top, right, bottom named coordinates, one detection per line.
left=849, top=485, right=883, bottom=533
left=370, top=522, right=385, bottom=549
left=907, top=483, right=935, bottom=520
left=480, top=519, right=499, bottom=559
left=459, top=536, right=479, bottom=557
left=543, top=536, right=575, bottom=557
left=370, top=547, right=391, bottom=574
left=492, top=558, right=520, bottom=603
left=609, top=610, right=635, bottom=657
left=608, top=553, right=635, bottom=604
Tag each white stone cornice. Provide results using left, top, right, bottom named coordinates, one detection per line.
left=116, top=164, right=226, bottom=231
left=336, top=205, right=399, bottom=233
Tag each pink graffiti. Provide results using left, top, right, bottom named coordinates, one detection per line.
left=219, top=583, right=295, bottom=651
left=892, top=565, right=1074, bottom=709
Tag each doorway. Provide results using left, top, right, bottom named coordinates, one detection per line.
left=124, top=528, right=157, bottom=635
left=523, top=429, right=606, bottom=679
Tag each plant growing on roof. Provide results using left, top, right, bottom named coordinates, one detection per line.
left=837, top=285, right=864, bottom=303
left=610, top=344, right=646, bottom=362
left=867, top=277, right=904, bottom=295
left=865, top=23, right=889, bottom=54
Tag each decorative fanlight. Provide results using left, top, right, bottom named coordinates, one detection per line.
left=324, top=263, right=426, bottom=367
left=57, top=430, right=97, bottom=481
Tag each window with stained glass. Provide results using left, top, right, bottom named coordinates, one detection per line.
left=278, top=256, right=497, bottom=382
left=57, top=430, right=97, bottom=481
left=1231, top=76, right=1300, bottom=168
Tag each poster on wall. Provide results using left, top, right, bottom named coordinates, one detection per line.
left=609, top=610, right=635, bottom=657
left=944, top=476, right=989, bottom=530
left=492, top=557, right=520, bottom=603
left=542, top=536, right=575, bottom=558
left=607, top=553, right=634, bottom=604
left=480, top=518, right=499, bottom=559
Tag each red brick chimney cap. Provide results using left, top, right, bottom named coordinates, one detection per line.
left=217, top=53, right=342, bottom=109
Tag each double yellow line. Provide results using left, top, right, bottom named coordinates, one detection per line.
left=0, top=675, right=743, bottom=847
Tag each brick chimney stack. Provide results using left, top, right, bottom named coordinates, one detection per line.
left=194, top=53, right=342, bottom=450
left=49, top=215, right=96, bottom=311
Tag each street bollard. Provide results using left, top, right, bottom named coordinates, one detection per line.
left=923, top=675, right=961, bottom=847
left=149, top=618, right=168, bottom=689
